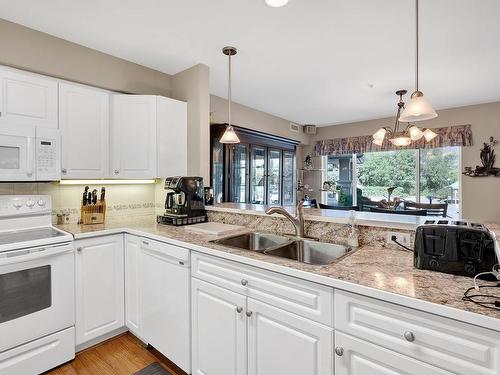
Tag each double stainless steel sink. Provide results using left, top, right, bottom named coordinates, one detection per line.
left=212, top=232, right=351, bottom=265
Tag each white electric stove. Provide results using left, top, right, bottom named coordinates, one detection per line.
left=0, top=195, right=75, bottom=375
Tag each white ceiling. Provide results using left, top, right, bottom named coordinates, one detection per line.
left=1, top=0, right=499, bottom=126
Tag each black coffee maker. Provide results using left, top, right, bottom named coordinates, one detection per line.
left=157, top=176, right=207, bottom=226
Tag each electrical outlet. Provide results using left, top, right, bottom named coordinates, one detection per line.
left=387, top=232, right=411, bottom=246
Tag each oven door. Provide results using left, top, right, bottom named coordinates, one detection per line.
left=0, top=124, right=35, bottom=181
left=0, top=243, right=74, bottom=352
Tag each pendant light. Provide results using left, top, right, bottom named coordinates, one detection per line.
left=399, top=0, right=438, bottom=122
left=372, top=90, right=437, bottom=147
left=220, top=46, right=240, bottom=144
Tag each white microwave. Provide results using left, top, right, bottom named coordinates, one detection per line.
left=0, top=124, right=61, bottom=181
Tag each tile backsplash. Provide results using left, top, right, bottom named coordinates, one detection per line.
left=0, top=182, right=161, bottom=224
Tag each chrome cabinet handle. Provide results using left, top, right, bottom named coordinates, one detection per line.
left=236, top=306, right=243, bottom=313
left=142, top=241, right=149, bottom=246
left=246, top=310, right=253, bottom=317
left=241, top=279, right=248, bottom=286
left=335, top=347, right=344, bottom=356
left=114, top=169, right=119, bottom=175
left=61, top=169, right=67, bottom=174
left=76, top=247, right=83, bottom=253
left=404, top=331, right=415, bottom=342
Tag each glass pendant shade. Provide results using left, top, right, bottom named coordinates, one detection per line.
left=265, top=0, right=289, bottom=7
left=408, top=125, right=424, bottom=141
left=220, top=126, right=240, bottom=144
left=373, top=128, right=387, bottom=142
left=399, top=93, right=438, bottom=122
left=423, top=128, right=438, bottom=142
left=389, top=136, right=412, bottom=147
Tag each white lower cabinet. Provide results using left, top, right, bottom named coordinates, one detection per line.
left=334, top=331, right=452, bottom=375
left=192, top=278, right=247, bottom=375
left=191, top=271, right=333, bottom=375
left=75, top=235, right=124, bottom=345
left=248, top=298, right=333, bottom=375
left=124, top=234, right=142, bottom=338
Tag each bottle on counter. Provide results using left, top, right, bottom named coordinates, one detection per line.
left=346, top=210, right=359, bottom=248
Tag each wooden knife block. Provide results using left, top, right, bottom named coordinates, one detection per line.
left=81, top=201, right=106, bottom=225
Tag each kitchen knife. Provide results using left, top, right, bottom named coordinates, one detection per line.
left=83, top=186, right=89, bottom=206
left=92, top=189, right=98, bottom=205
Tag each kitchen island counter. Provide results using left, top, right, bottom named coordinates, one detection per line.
left=58, top=217, right=500, bottom=332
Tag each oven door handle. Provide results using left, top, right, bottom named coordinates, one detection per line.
left=0, top=244, right=73, bottom=266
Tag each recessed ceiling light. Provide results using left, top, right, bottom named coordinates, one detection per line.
left=265, top=0, right=289, bottom=7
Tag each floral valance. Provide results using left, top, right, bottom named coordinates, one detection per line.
left=314, top=124, right=473, bottom=156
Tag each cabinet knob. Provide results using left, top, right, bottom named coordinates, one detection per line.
left=404, top=331, right=415, bottom=342
left=245, top=310, right=253, bottom=317
left=61, top=169, right=67, bottom=174
left=335, top=347, right=344, bottom=356
left=241, top=279, right=248, bottom=286
left=114, top=169, right=119, bottom=175
left=236, top=306, right=243, bottom=313
left=77, top=247, right=83, bottom=253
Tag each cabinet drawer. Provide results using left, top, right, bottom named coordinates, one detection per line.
left=335, top=290, right=500, bottom=375
left=192, top=252, right=333, bottom=326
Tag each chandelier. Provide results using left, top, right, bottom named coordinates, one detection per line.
left=372, top=90, right=437, bottom=147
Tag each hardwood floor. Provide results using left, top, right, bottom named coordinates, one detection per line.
left=46, top=333, right=187, bottom=375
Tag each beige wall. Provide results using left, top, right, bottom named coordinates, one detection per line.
left=210, top=95, right=310, bottom=145
left=0, top=19, right=172, bottom=96
left=306, top=101, right=500, bottom=222
left=171, top=65, right=211, bottom=181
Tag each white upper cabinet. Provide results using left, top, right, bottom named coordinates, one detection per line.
left=157, top=96, right=187, bottom=177
left=59, top=82, right=110, bottom=178
left=111, top=95, right=157, bottom=178
left=0, top=67, right=58, bottom=128
left=111, top=95, right=187, bottom=179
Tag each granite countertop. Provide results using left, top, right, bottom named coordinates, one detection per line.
left=206, top=203, right=431, bottom=230
left=57, top=217, right=500, bottom=328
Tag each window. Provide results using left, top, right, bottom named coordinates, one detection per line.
left=323, top=147, right=461, bottom=217
left=211, top=124, right=297, bottom=206
left=419, top=147, right=460, bottom=217
left=357, top=149, right=417, bottom=202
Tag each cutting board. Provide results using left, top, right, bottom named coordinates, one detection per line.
left=184, top=222, right=245, bottom=236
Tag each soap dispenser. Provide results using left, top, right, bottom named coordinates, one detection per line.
left=346, top=210, right=359, bottom=248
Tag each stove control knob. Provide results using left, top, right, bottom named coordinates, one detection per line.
left=37, top=199, right=46, bottom=207
left=12, top=200, right=23, bottom=209
left=26, top=200, right=35, bottom=209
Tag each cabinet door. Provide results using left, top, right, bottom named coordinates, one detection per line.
left=0, top=68, right=58, bottom=128
left=157, top=96, right=187, bottom=176
left=335, top=332, right=453, bottom=375
left=192, top=278, right=247, bottom=375
left=75, top=235, right=124, bottom=345
left=111, top=95, right=157, bottom=178
left=141, top=240, right=191, bottom=373
left=282, top=150, right=295, bottom=205
left=267, top=149, right=282, bottom=205
left=250, top=145, right=267, bottom=204
left=230, top=143, right=249, bottom=203
left=124, top=234, right=142, bottom=338
left=59, top=82, right=110, bottom=178
left=247, top=298, right=333, bottom=375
